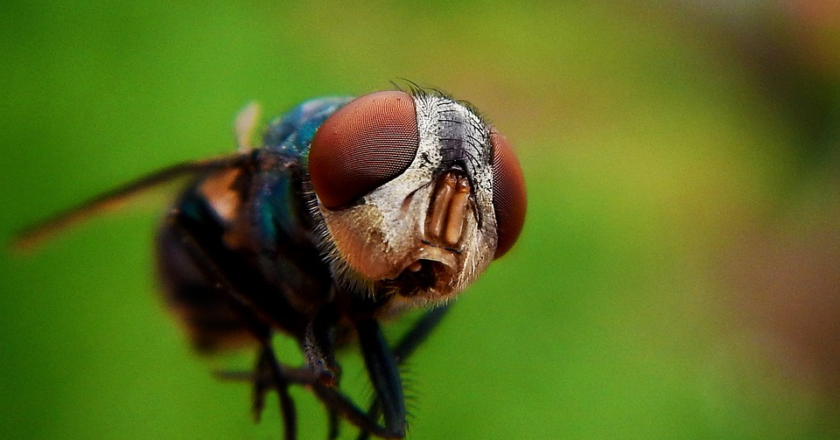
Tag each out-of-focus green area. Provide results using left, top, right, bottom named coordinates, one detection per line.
left=2, top=1, right=840, bottom=439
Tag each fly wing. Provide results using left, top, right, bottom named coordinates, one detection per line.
left=11, top=154, right=251, bottom=251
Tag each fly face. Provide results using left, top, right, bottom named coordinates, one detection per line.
left=308, top=91, right=526, bottom=307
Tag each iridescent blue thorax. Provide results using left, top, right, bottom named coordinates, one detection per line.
left=248, top=97, right=352, bottom=288
left=246, top=97, right=358, bottom=315
left=262, top=97, right=353, bottom=157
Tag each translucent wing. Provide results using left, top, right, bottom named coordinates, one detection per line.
left=11, top=154, right=251, bottom=251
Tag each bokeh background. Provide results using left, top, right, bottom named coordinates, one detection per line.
left=2, top=1, right=840, bottom=439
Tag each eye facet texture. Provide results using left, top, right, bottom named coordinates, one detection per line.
left=309, top=91, right=419, bottom=210
left=490, top=131, right=527, bottom=258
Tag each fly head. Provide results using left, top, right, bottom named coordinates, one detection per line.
left=307, top=90, right=526, bottom=308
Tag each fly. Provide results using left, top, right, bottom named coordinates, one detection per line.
left=13, top=87, right=527, bottom=440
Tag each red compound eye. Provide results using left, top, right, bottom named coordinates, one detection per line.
left=309, top=91, right=419, bottom=210
left=490, top=130, right=527, bottom=259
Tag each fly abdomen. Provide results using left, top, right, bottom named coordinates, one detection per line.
left=156, top=179, right=256, bottom=352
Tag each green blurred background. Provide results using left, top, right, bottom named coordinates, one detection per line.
left=2, top=1, right=840, bottom=439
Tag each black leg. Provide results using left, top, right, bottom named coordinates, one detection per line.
left=260, top=341, right=298, bottom=440
left=356, top=319, right=406, bottom=439
left=304, top=305, right=341, bottom=387
left=217, top=361, right=374, bottom=436
left=215, top=365, right=316, bottom=387
left=355, top=305, right=451, bottom=440
left=327, top=409, right=340, bottom=440
left=310, top=383, right=395, bottom=438
left=252, top=347, right=272, bottom=422
left=212, top=306, right=452, bottom=440
left=167, top=212, right=298, bottom=440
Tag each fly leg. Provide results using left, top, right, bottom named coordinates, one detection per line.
left=304, top=305, right=341, bottom=387
left=166, top=210, right=298, bottom=440
left=293, top=314, right=408, bottom=439
left=212, top=301, right=450, bottom=440
left=254, top=340, right=298, bottom=440
left=303, top=305, right=342, bottom=440
left=356, top=318, right=406, bottom=439
left=355, top=305, right=451, bottom=440
left=327, top=411, right=340, bottom=440
left=309, top=359, right=404, bottom=439
left=213, top=354, right=379, bottom=440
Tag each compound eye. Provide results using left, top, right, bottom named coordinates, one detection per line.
left=309, top=91, right=419, bottom=210
left=490, top=130, right=527, bottom=259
